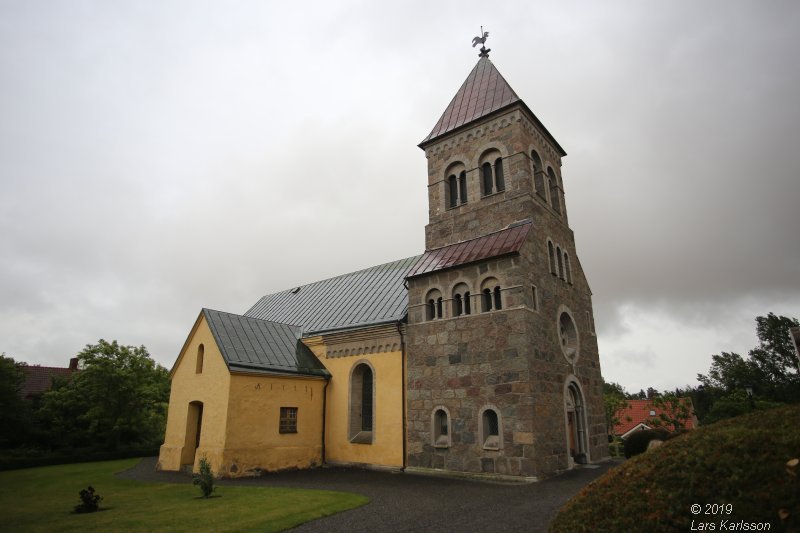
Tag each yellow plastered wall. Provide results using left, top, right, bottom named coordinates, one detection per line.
left=158, top=314, right=231, bottom=473
left=219, top=373, right=326, bottom=477
left=307, top=338, right=404, bottom=468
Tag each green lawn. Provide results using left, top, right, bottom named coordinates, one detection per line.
left=0, top=459, right=368, bottom=532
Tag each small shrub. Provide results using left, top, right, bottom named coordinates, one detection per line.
left=192, top=457, right=216, bottom=498
left=623, top=428, right=670, bottom=458
left=73, top=486, right=102, bottom=513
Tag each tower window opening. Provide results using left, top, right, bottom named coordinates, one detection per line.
left=493, top=286, right=502, bottom=310
left=448, top=175, right=458, bottom=208
left=494, top=158, right=505, bottom=192
left=482, top=162, right=493, bottom=196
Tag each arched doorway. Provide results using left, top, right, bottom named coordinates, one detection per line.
left=565, top=382, right=588, bottom=465
left=181, top=401, right=203, bottom=467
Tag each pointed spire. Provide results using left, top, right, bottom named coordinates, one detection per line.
left=420, top=57, right=520, bottom=146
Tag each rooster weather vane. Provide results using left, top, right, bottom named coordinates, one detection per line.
left=472, top=26, right=490, bottom=57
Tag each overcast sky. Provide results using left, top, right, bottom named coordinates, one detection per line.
left=1, top=1, right=798, bottom=394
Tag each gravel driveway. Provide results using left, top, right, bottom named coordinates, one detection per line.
left=119, top=458, right=619, bottom=532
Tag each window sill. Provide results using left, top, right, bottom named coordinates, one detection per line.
left=350, top=431, right=373, bottom=444
left=434, top=436, right=450, bottom=448
left=482, top=436, right=500, bottom=450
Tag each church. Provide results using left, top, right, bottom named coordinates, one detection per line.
left=158, top=45, right=609, bottom=481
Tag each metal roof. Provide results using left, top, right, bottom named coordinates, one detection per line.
left=202, top=308, right=329, bottom=377
left=420, top=57, right=520, bottom=146
left=245, top=255, right=422, bottom=334
left=407, top=220, right=531, bottom=278
left=419, top=57, right=566, bottom=156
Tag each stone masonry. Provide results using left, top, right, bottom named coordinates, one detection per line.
left=405, top=58, right=608, bottom=479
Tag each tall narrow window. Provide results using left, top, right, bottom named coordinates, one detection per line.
left=532, top=150, right=545, bottom=199
left=532, top=286, right=539, bottom=311
left=548, top=241, right=557, bottom=275
left=448, top=175, right=458, bottom=208
left=436, top=297, right=443, bottom=319
left=564, top=253, right=572, bottom=284
left=361, top=369, right=373, bottom=431
left=464, top=291, right=471, bottom=315
left=454, top=294, right=463, bottom=316
left=494, top=158, right=505, bottom=192
left=548, top=168, right=562, bottom=215
left=433, top=408, right=450, bottom=448
left=493, top=286, right=502, bottom=310
left=196, top=344, right=204, bottom=374
left=481, top=408, right=501, bottom=449
left=557, top=246, right=564, bottom=279
left=482, top=162, right=493, bottom=196
left=426, top=300, right=435, bottom=321
left=459, top=170, right=468, bottom=203
left=350, top=363, right=375, bottom=443
left=482, top=288, right=493, bottom=312
left=279, top=407, right=298, bottom=434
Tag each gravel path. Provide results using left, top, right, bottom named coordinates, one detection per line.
left=118, top=458, right=620, bottom=532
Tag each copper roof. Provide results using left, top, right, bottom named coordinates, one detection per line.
left=407, top=220, right=532, bottom=278
left=420, top=57, right=520, bottom=146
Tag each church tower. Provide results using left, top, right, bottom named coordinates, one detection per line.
left=405, top=50, right=608, bottom=479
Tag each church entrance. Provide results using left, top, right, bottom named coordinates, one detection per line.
left=181, top=401, right=203, bottom=467
left=565, top=383, right=587, bottom=464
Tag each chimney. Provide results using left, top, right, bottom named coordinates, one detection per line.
left=69, top=357, right=79, bottom=371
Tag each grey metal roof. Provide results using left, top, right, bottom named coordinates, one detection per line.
left=202, top=308, right=329, bottom=377
left=245, top=255, right=422, bottom=334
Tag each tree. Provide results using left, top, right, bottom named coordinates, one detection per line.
left=696, top=313, right=799, bottom=423
left=38, top=340, right=169, bottom=450
left=0, top=354, right=30, bottom=447
left=648, top=392, right=693, bottom=431
left=603, top=381, right=629, bottom=435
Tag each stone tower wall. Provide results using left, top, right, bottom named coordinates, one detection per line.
left=407, top=104, right=608, bottom=479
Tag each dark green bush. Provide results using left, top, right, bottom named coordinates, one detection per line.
left=193, top=457, right=216, bottom=498
left=622, top=428, right=671, bottom=458
left=550, top=405, right=800, bottom=532
left=0, top=446, right=159, bottom=471
left=73, top=486, right=102, bottom=513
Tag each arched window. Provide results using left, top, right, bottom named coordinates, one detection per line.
left=448, top=174, right=458, bottom=208
left=425, top=289, right=443, bottom=320
left=349, top=363, right=374, bottom=443
left=452, top=282, right=471, bottom=316
left=196, top=344, right=204, bottom=374
left=494, top=158, right=505, bottom=192
left=548, top=240, right=556, bottom=275
left=482, top=162, right=493, bottom=196
left=445, top=163, right=467, bottom=208
left=482, top=289, right=492, bottom=312
left=556, top=246, right=564, bottom=279
left=480, top=407, right=501, bottom=449
left=480, top=277, right=500, bottom=312
left=459, top=170, right=468, bottom=204
left=432, top=408, right=450, bottom=448
left=532, top=150, right=545, bottom=199
left=548, top=167, right=562, bottom=215
left=564, top=252, right=572, bottom=284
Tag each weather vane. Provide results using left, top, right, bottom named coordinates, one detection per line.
left=472, top=26, right=490, bottom=57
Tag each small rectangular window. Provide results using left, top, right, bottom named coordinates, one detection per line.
left=532, top=286, right=539, bottom=311
left=279, top=407, right=298, bottom=434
